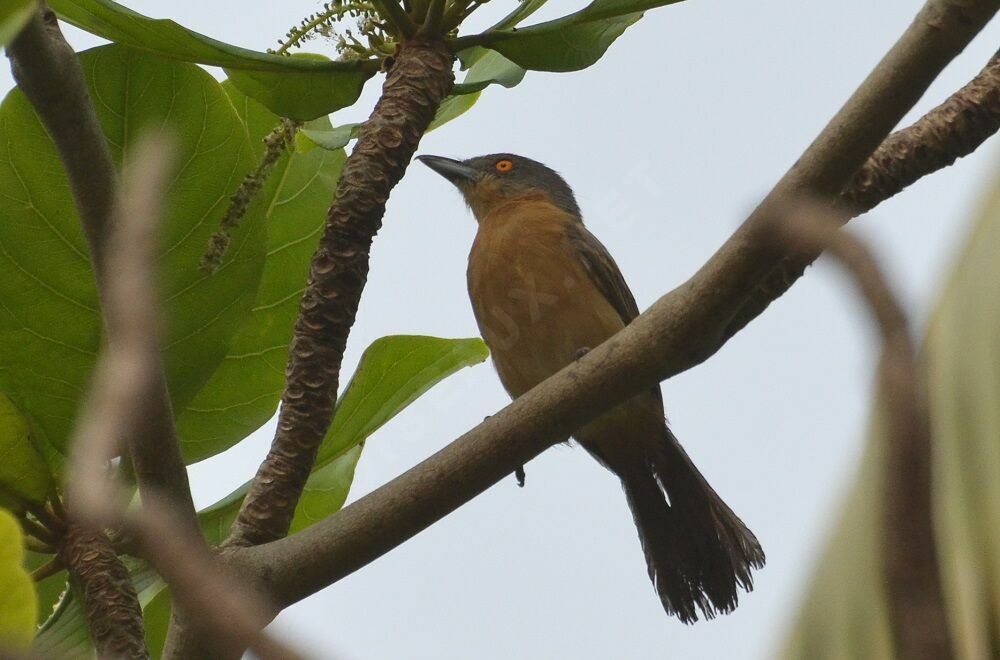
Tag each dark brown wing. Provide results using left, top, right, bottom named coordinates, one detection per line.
left=566, top=222, right=664, bottom=409
left=566, top=222, right=640, bottom=324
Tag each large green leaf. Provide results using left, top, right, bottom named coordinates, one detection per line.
left=0, top=0, right=34, bottom=47
left=174, top=82, right=345, bottom=464
left=48, top=0, right=378, bottom=120
left=0, top=509, right=37, bottom=650
left=197, top=335, right=489, bottom=541
left=485, top=0, right=685, bottom=72
left=781, top=157, right=1000, bottom=657
left=0, top=394, right=52, bottom=504
left=0, top=44, right=266, bottom=455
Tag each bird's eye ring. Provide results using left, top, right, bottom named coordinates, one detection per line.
left=495, top=159, right=514, bottom=173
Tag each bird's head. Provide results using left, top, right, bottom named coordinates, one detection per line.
left=417, top=153, right=580, bottom=221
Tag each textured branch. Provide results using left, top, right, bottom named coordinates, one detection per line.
left=6, top=6, right=198, bottom=534
left=58, top=525, right=147, bottom=660
left=724, top=47, right=1000, bottom=341
left=234, top=0, right=1000, bottom=606
left=771, top=205, right=952, bottom=660
left=226, top=38, right=454, bottom=548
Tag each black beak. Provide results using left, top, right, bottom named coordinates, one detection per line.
left=417, top=155, right=478, bottom=184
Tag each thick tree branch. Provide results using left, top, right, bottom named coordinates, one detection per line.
left=724, top=47, right=1000, bottom=340
left=6, top=6, right=198, bottom=535
left=772, top=206, right=952, bottom=660
left=225, top=38, right=454, bottom=548
left=234, top=0, right=1000, bottom=606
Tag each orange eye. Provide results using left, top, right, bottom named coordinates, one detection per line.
left=495, top=159, right=514, bottom=173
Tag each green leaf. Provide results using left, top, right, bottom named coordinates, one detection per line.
left=781, top=156, right=1000, bottom=657
left=0, top=394, right=52, bottom=504
left=452, top=48, right=526, bottom=95
left=299, top=123, right=361, bottom=153
left=0, top=0, right=34, bottom=47
left=174, top=81, right=345, bottom=464
left=0, top=509, right=37, bottom=649
left=485, top=0, right=685, bottom=72
left=197, top=335, right=489, bottom=541
left=47, top=0, right=378, bottom=120
left=0, top=44, right=266, bottom=456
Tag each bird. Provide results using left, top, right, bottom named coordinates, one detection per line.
left=417, top=152, right=764, bottom=623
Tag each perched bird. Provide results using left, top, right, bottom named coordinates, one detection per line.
left=418, top=153, right=764, bottom=623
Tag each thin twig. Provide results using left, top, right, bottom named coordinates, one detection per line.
left=229, top=0, right=1000, bottom=608
left=30, top=557, right=64, bottom=582
left=769, top=201, right=952, bottom=660
left=6, top=4, right=199, bottom=535
left=65, top=134, right=305, bottom=660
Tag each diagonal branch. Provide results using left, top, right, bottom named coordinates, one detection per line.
left=6, top=5, right=198, bottom=535
left=232, top=0, right=1000, bottom=607
left=224, top=38, right=454, bottom=549
left=771, top=204, right=952, bottom=660
left=724, top=47, right=1000, bottom=341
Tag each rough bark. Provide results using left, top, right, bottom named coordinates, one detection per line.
left=58, top=526, right=148, bottom=660
left=225, top=39, right=454, bottom=543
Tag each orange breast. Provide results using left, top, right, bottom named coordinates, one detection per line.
left=466, top=198, right=625, bottom=398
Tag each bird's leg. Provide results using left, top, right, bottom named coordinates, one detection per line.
left=575, top=346, right=591, bottom=360
left=515, top=465, right=526, bottom=488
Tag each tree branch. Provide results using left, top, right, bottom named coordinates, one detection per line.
left=225, top=38, right=454, bottom=548
left=58, top=525, right=148, bottom=660
left=771, top=204, right=953, bottom=660
left=6, top=5, right=198, bottom=535
left=233, top=0, right=1000, bottom=606
left=724, top=47, right=1000, bottom=341
left=63, top=134, right=303, bottom=660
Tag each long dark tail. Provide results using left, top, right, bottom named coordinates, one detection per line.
left=611, top=428, right=764, bottom=623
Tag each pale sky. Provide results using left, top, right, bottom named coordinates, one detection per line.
left=5, top=2, right=1000, bottom=659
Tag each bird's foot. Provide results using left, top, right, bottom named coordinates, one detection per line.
left=514, top=464, right=526, bottom=488
left=574, top=346, right=591, bottom=360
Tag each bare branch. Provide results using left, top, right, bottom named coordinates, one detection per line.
left=225, top=38, right=454, bottom=548
left=231, top=0, right=999, bottom=607
left=6, top=5, right=198, bottom=533
left=770, top=203, right=952, bottom=660
left=725, top=47, right=1000, bottom=341
left=66, top=134, right=304, bottom=660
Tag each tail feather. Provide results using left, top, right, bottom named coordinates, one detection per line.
left=613, top=428, right=764, bottom=623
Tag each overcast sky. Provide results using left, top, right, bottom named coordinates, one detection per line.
left=5, top=2, right=1000, bottom=658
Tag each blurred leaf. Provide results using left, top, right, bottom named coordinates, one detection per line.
left=428, top=92, right=481, bottom=133
left=48, top=0, right=378, bottom=119
left=0, top=394, right=52, bottom=504
left=0, top=44, right=266, bottom=456
left=485, top=0, right=685, bottom=72
left=0, top=0, right=34, bottom=47
left=781, top=156, right=1000, bottom=658
left=0, top=509, right=37, bottom=649
left=197, top=335, right=489, bottom=541
left=174, top=81, right=345, bottom=464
